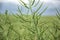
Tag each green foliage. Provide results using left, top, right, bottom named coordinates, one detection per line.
left=17, top=0, right=48, bottom=40
left=0, top=0, right=60, bottom=40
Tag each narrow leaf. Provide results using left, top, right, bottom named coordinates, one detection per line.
left=38, top=6, right=48, bottom=19
left=34, top=0, right=40, bottom=7
left=20, top=0, right=29, bottom=9
left=34, top=2, right=44, bottom=14
left=18, top=6, right=23, bottom=16
left=31, top=0, right=35, bottom=6
left=0, top=25, right=3, bottom=30
left=22, top=25, right=35, bottom=34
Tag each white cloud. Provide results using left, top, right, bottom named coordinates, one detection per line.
left=0, top=0, right=20, bottom=4
left=0, top=0, right=60, bottom=6
left=40, top=0, right=60, bottom=5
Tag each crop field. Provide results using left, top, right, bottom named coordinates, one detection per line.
left=0, top=0, right=60, bottom=40
left=0, top=12, right=60, bottom=40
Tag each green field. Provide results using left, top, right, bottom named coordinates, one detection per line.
left=0, top=13, right=60, bottom=40
left=0, top=0, right=60, bottom=40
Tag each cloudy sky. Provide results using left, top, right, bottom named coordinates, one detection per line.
left=0, top=0, right=60, bottom=5
left=0, top=0, right=60, bottom=15
left=1, top=0, right=60, bottom=5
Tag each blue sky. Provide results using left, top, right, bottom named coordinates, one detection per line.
left=0, top=0, right=60, bottom=16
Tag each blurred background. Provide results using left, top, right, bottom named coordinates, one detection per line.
left=0, top=0, right=60, bottom=16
